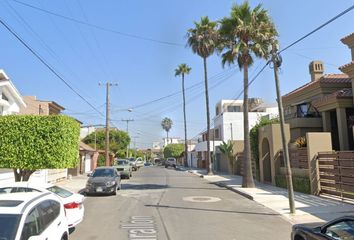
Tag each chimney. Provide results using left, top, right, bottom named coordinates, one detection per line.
left=309, top=61, right=324, bottom=82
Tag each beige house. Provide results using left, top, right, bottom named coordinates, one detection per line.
left=282, top=33, right=354, bottom=150
left=19, top=96, right=65, bottom=115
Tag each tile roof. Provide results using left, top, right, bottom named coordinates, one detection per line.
left=79, top=142, right=96, bottom=152
left=282, top=74, right=351, bottom=99
left=341, top=32, right=354, bottom=44
left=339, top=61, right=354, bottom=71
left=312, top=88, right=352, bottom=106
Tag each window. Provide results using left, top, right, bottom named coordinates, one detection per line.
left=2, top=93, right=8, bottom=101
left=0, top=187, right=40, bottom=194
left=216, top=106, right=220, bottom=115
left=0, top=214, right=21, bottom=240
left=37, top=200, right=60, bottom=230
left=46, top=186, right=72, bottom=198
left=227, top=105, right=241, bottom=112
left=325, top=220, right=354, bottom=239
left=21, top=208, right=42, bottom=240
left=297, top=103, right=309, bottom=117
left=214, top=128, right=220, bottom=139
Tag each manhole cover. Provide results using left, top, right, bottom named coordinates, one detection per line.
left=183, top=196, right=221, bottom=203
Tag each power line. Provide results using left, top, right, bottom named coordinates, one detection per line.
left=11, top=0, right=184, bottom=47
left=0, top=17, right=104, bottom=117
left=279, top=4, right=354, bottom=54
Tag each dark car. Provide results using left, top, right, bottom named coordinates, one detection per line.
left=85, top=167, right=121, bottom=195
left=292, top=216, right=354, bottom=240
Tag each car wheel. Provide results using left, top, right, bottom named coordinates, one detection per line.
left=126, top=175, right=130, bottom=179
left=117, top=181, right=121, bottom=190
left=61, top=233, right=68, bottom=240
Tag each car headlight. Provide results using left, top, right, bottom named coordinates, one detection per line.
left=106, top=181, right=116, bottom=187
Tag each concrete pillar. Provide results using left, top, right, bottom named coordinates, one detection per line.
left=336, top=108, right=349, bottom=150
left=322, top=111, right=331, bottom=132
left=306, top=132, right=332, bottom=195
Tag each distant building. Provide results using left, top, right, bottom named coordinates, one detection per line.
left=19, top=96, right=65, bottom=115
left=162, top=137, right=182, bottom=147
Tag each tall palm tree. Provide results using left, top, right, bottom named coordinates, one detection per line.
left=187, top=16, right=219, bottom=175
left=161, top=117, right=173, bottom=146
left=219, top=2, right=277, bottom=187
left=175, top=63, right=192, bottom=168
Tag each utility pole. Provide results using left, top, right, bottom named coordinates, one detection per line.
left=122, top=119, right=134, bottom=158
left=271, top=44, right=295, bottom=214
left=99, top=82, right=118, bottom=166
left=230, top=123, right=233, bottom=141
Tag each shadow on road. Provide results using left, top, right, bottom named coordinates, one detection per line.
left=122, top=183, right=168, bottom=190
left=145, top=204, right=281, bottom=216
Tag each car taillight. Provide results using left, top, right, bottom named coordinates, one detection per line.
left=64, top=202, right=80, bottom=209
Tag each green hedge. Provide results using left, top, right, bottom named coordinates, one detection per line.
left=275, top=175, right=311, bottom=194
left=0, top=115, right=80, bottom=170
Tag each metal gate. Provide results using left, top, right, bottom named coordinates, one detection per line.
left=318, top=151, right=354, bottom=201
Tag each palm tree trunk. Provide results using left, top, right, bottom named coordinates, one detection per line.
left=182, top=74, right=189, bottom=167
left=242, top=63, right=255, bottom=187
left=166, top=131, right=169, bottom=146
left=203, top=57, right=212, bottom=175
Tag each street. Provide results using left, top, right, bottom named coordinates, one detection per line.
left=70, top=166, right=292, bottom=240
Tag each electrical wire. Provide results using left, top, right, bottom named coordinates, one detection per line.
left=11, top=0, right=184, bottom=47
left=0, top=17, right=104, bottom=117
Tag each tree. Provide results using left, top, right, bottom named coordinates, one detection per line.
left=175, top=63, right=192, bottom=167
left=161, top=117, right=173, bottom=145
left=0, top=115, right=80, bottom=181
left=164, top=143, right=184, bottom=159
left=83, top=129, right=130, bottom=155
left=219, top=2, right=277, bottom=187
left=187, top=16, right=219, bottom=175
left=218, top=141, right=235, bottom=174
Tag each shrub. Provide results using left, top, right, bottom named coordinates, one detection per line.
left=0, top=115, right=80, bottom=181
left=275, top=175, right=311, bottom=194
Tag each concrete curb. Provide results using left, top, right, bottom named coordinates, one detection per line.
left=213, top=182, right=254, bottom=200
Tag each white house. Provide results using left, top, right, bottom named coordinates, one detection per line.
left=193, top=99, right=278, bottom=169
left=162, top=137, right=181, bottom=147
left=0, top=70, right=26, bottom=115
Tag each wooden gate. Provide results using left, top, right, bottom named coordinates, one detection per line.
left=318, top=151, right=354, bottom=201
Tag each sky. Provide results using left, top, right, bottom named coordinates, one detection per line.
left=0, top=0, right=353, bottom=148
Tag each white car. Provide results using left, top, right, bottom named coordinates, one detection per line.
left=0, top=182, right=84, bottom=228
left=0, top=192, right=69, bottom=240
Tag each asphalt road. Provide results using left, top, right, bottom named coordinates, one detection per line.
left=70, top=166, right=292, bottom=240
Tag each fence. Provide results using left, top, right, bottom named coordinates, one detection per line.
left=318, top=151, right=354, bottom=201
left=279, top=148, right=309, bottom=169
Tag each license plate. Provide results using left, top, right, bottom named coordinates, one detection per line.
left=96, top=187, right=103, bottom=192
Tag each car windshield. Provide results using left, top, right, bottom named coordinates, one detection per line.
left=0, top=214, right=21, bottom=240
left=46, top=186, right=73, bottom=198
left=117, top=160, right=127, bottom=165
left=92, top=168, right=114, bottom=177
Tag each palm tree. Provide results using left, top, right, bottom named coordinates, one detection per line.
left=218, top=141, right=235, bottom=174
left=187, top=16, right=219, bottom=175
left=161, top=117, right=173, bottom=146
left=175, top=63, right=192, bottom=168
left=219, top=2, right=277, bottom=187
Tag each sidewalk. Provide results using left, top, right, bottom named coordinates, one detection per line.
left=56, top=174, right=88, bottom=194
left=183, top=167, right=354, bottom=225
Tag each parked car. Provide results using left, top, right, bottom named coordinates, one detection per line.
left=291, top=216, right=354, bottom=240
left=85, top=167, right=121, bottom=195
left=165, top=157, right=177, bottom=168
left=0, top=182, right=85, bottom=229
left=144, top=162, right=153, bottom=167
left=135, top=157, right=145, bottom=169
left=129, top=158, right=138, bottom=171
left=114, top=159, right=132, bottom=179
left=0, top=192, right=69, bottom=240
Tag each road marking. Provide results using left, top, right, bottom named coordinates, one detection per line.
left=183, top=196, right=221, bottom=203
left=121, top=216, right=158, bottom=240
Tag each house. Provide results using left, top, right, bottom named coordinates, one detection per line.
left=0, top=70, right=26, bottom=115
left=68, top=142, right=99, bottom=176
left=163, top=137, right=181, bottom=146
left=19, top=96, right=65, bottom=115
left=282, top=33, right=354, bottom=150
left=194, top=98, right=278, bottom=170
